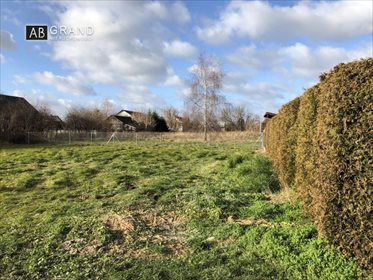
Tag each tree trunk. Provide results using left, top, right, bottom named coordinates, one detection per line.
left=204, top=84, right=208, bottom=141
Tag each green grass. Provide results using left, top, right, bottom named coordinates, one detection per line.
left=0, top=141, right=364, bottom=279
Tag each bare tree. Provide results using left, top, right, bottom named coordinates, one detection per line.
left=101, top=98, right=117, bottom=118
left=35, top=103, right=58, bottom=131
left=65, top=106, right=110, bottom=131
left=245, top=112, right=260, bottom=132
left=186, top=54, right=224, bottom=141
left=220, top=104, right=246, bottom=131
left=132, top=110, right=154, bottom=131
left=163, top=106, right=181, bottom=132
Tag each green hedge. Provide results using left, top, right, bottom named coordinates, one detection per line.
left=294, top=87, right=320, bottom=215
left=265, top=97, right=300, bottom=188
left=264, top=58, right=373, bottom=269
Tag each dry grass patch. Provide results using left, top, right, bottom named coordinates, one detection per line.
left=103, top=209, right=189, bottom=258
left=135, top=210, right=188, bottom=257
left=62, top=238, right=104, bottom=256
left=269, top=187, right=295, bottom=204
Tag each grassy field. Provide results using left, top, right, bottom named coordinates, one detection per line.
left=0, top=141, right=363, bottom=279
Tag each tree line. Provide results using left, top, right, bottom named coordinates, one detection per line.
left=1, top=54, right=260, bottom=142
left=60, top=54, right=260, bottom=135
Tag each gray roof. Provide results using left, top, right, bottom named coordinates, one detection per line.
left=263, top=112, right=277, bottom=118
left=0, top=94, right=39, bottom=114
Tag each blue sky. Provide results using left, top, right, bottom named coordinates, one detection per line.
left=1, top=0, right=372, bottom=118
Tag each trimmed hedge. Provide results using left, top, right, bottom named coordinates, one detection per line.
left=264, top=58, right=373, bottom=269
left=295, top=87, right=320, bottom=215
left=265, top=97, right=300, bottom=188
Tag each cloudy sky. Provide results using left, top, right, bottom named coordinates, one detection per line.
left=1, top=0, right=372, bottom=117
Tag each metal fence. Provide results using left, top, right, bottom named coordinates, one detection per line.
left=25, top=130, right=261, bottom=144
left=26, top=131, right=164, bottom=143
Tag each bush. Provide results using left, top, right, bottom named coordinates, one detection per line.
left=264, top=58, right=373, bottom=269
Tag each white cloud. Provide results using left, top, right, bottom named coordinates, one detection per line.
left=163, top=40, right=197, bottom=58
left=1, top=8, right=21, bottom=26
left=171, top=1, right=191, bottom=24
left=145, top=1, right=168, bottom=19
left=145, top=1, right=191, bottom=24
left=226, top=44, right=258, bottom=67
left=13, top=75, right=29, bottom=85
left=34, top=71, right=96, bottom=96
left=119, top=85, right=163, bottom=110
left=33, top=45, right=41, bottom=51
left=163, top=67, right=191, bottom=101
left=0, top=30, right=16, bottom=50
left=0, top=54, right=5, bottom=63
left=227, top=42, right=373, bottom=78
left=196, top=25, right=230, bottom=45
left=164, top=67, right=184, bottom=87
left=187, top=64, right=198, bottom=74
left=226, top=45, right=272, bottom=77
left=11, top=89, right=51, bottom=110
left=31, top=88, right=42, bottom=95
left=224, top=74, right=286, bottom=100
left=222, top=72, right=292, bottom=114
left=10, top=88, right=94, bottom=117
left=57, top=98, right=73, bottom=109
left=223, top=41, right=373, bottom=114
left=182, top=87, right=191, bottom=98
left=196, top=0, right=373, bottom=44
left=278, top=43, right=373, bottom=77
left=39, top=1, right=192, bottom=109
left=48, top=1, right=178, bottom=88
left=11, top=89, right=25, bottom=98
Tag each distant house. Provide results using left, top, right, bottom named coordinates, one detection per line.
left=0, top=94, right=39, bottom=117
left=174, top=116, right=183, bottom=132
left=218, top=120, right=226, bottom=130
left=261, top=112, right=277, bottom=132
left=108, top=110, right=147, bottom=131
left=167, top=115, right=183, bottom=132
left=44, top=115, right=65, bottom=131
left=0, top=94, right=41, bottom=142
left=0, top=94, right=65, bottom=142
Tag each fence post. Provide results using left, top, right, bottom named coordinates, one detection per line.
left=136, top=132, right=138, bottom=144
left=69, top=131, right=71, bottom=145
left=27, top=132, right=30, bottom=145
left=91, top=131, right=93, bottom=142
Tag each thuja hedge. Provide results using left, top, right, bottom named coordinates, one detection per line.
left=264, top=58, right=373, bottom=269
left=264, top=97, right=300, bottom=188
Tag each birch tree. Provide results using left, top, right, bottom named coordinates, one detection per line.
left=186, top=54, right=224, bottom=141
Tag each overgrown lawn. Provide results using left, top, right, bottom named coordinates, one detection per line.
left=0, top=141, right=363, bottom=279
